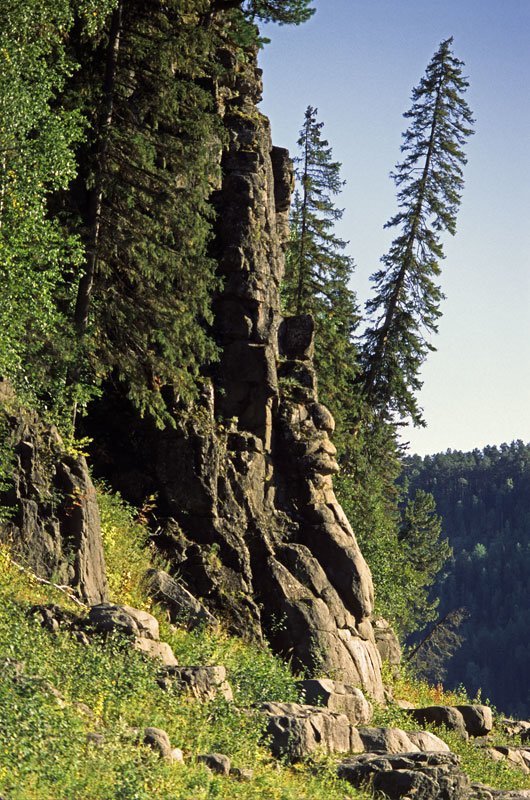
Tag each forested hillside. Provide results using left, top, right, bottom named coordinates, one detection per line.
left=405, top=442, right=530, bottom=717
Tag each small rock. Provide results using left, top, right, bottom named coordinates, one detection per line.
left=455, top=704, right=494, bottom=737
left=86, top=732, right=105, bottom=747
left=159, top=665, right=232, bottom=701
left=356, top=726, right=419, bottom=754
left=42, top=681, right=66, bottom=708
left=198, top=753, right=231, bottom=775
left=230, top=767, right=254, bottom=781
left=87, top=603, right=160, bottom=640
left=259, top=701, right=351, bottom=760
left=73, top=701, right=97, bottom=720
left=144, top=727, right=173, bottom=760
left=297, top=679, right=372, bottom=725
left=144, top=569, right=217, bottom=631
left=133, top=638, right=178, bottom=667
left=171, top=747, right=184, bottom=763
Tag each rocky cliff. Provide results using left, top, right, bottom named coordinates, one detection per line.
left=86, top=42, right=383, bottom=699
left=0, top=380, right=108, bottom=605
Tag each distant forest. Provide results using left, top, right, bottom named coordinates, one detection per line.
left=405, top=441, right=530, bottom=718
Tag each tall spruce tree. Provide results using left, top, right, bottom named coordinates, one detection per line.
left=360, top=37, right=474, bottom=425
left=283, top=106, right=359, bottom=442
left=211, top=0, right=315, bottom=24
left=67, top=0, right=222, bottom=423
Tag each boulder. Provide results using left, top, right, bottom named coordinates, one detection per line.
left=158, top=665, right=233, bottom=702
left=338, top=751, right=471, bottom=800
left=258, top=701, right=355, bottom=760
left=501, top=718, right=530, bottom=740
left=297, top=679, right=372, bottom=725
left=144, top=569, right=217, bottom=630
left=0, top=393, right=108, bottom=605
left=278, top=315, right=315, bottom=361
left=356, top=726, right=420, bottom=754
left=87, top=604, right=159, bottom=640
left=373, top=617, right=402, bottom=668
left=133, top=638, right=178, bottom=667
left=456, top=705, right=494, bottom=737
left=407, top=730, right=451, bottom=753
left=143, top=727, right=173, bottom=760
left=407, top=706, right=468, bottom=738
left=486, top=746, right=530, bottom=774
left=198, top=753, right=231, bottom=775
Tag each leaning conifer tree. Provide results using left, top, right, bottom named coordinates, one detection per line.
left=283, top=106, right=359, bottom=442
left=360, top=37, right=474, bottom=425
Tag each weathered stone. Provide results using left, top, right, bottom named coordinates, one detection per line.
left=159, top=666, right=233, bottom=702
left=144, top=727, right=173, bottom=760
left=501, top=718, right=530, bottom=740
left=455, top=705, right=494, bottom=737
left=144, top=569, right=217, bottom=630
left=82, top=42, right=384, bottom=702
left=356, top=726, right=420, bottom=754
left=278, top=315, right=315, bottom=360
left=230, top=767, right=254, bottom=781
left=171, top=747, right=184, bottom=764
left=87, top=604, right=159, bottom=640
left=0, top=395, right=108, bottom=605
left=338, top=751, right=471, bottom=800
left=259, top=702, right=353, bottom=760
left=486, top=746, right=530, bottom=773
left=407, top=730, right=451, bottom=753
left=270, top=146, right=294, bottom=213
left=309, top=402, right=335, bottom=434
left=297, top=679, right=372, bottom=725
left=198, top=753, right=231, bottom=775
left=373, top=617, right=402, bottom=668
left=133, top=638, right=178, bottom=666
left=407, top=706, right=468, bottom=738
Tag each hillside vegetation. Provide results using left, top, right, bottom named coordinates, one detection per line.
left=405, top=441, right=530, bottom=717
left=2, top=487, right=530, bottom=799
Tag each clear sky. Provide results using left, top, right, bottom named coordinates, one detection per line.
left=259, top=0, right=530, bottom=456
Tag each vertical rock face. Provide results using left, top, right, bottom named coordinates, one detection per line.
left=86, top=43, right=383, bottom=698
left=0, top=385, right=108, bottom=605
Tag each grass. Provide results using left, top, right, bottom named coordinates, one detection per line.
left=0, top=490, right=371, bottom=800
left=373, top=661, right=530, bottom=791
left=1, top=485, right=530, bottom=797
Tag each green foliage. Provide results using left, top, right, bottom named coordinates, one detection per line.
left=97, top=487, right=157, bottom=608
left=283, top=106, right=359, bottom=449
left=246, top=0, right=315, bottom=24
left=0, top=524, right=372, bottom=800
left=405, top=441, right=530, bottom=717
left=361, top=37, right=474, bottom=425
left=67, top=0, right=223, bottom=424
left=0, top=0, right=84, bottom=413
left=373, top=661, right=530, bottom=792
left=337, top=420, right=450, bottom=637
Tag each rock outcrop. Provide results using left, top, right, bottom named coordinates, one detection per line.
left=338, top=751, right=471, bottom=800
left=0, top=382, right=108, bottom=605
left=85, top=42, right=382, bottom=698
left=407, top=705, right=494, bottom=739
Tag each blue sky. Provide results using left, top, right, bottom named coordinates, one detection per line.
left=259, top=0, right=530, bottom=456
